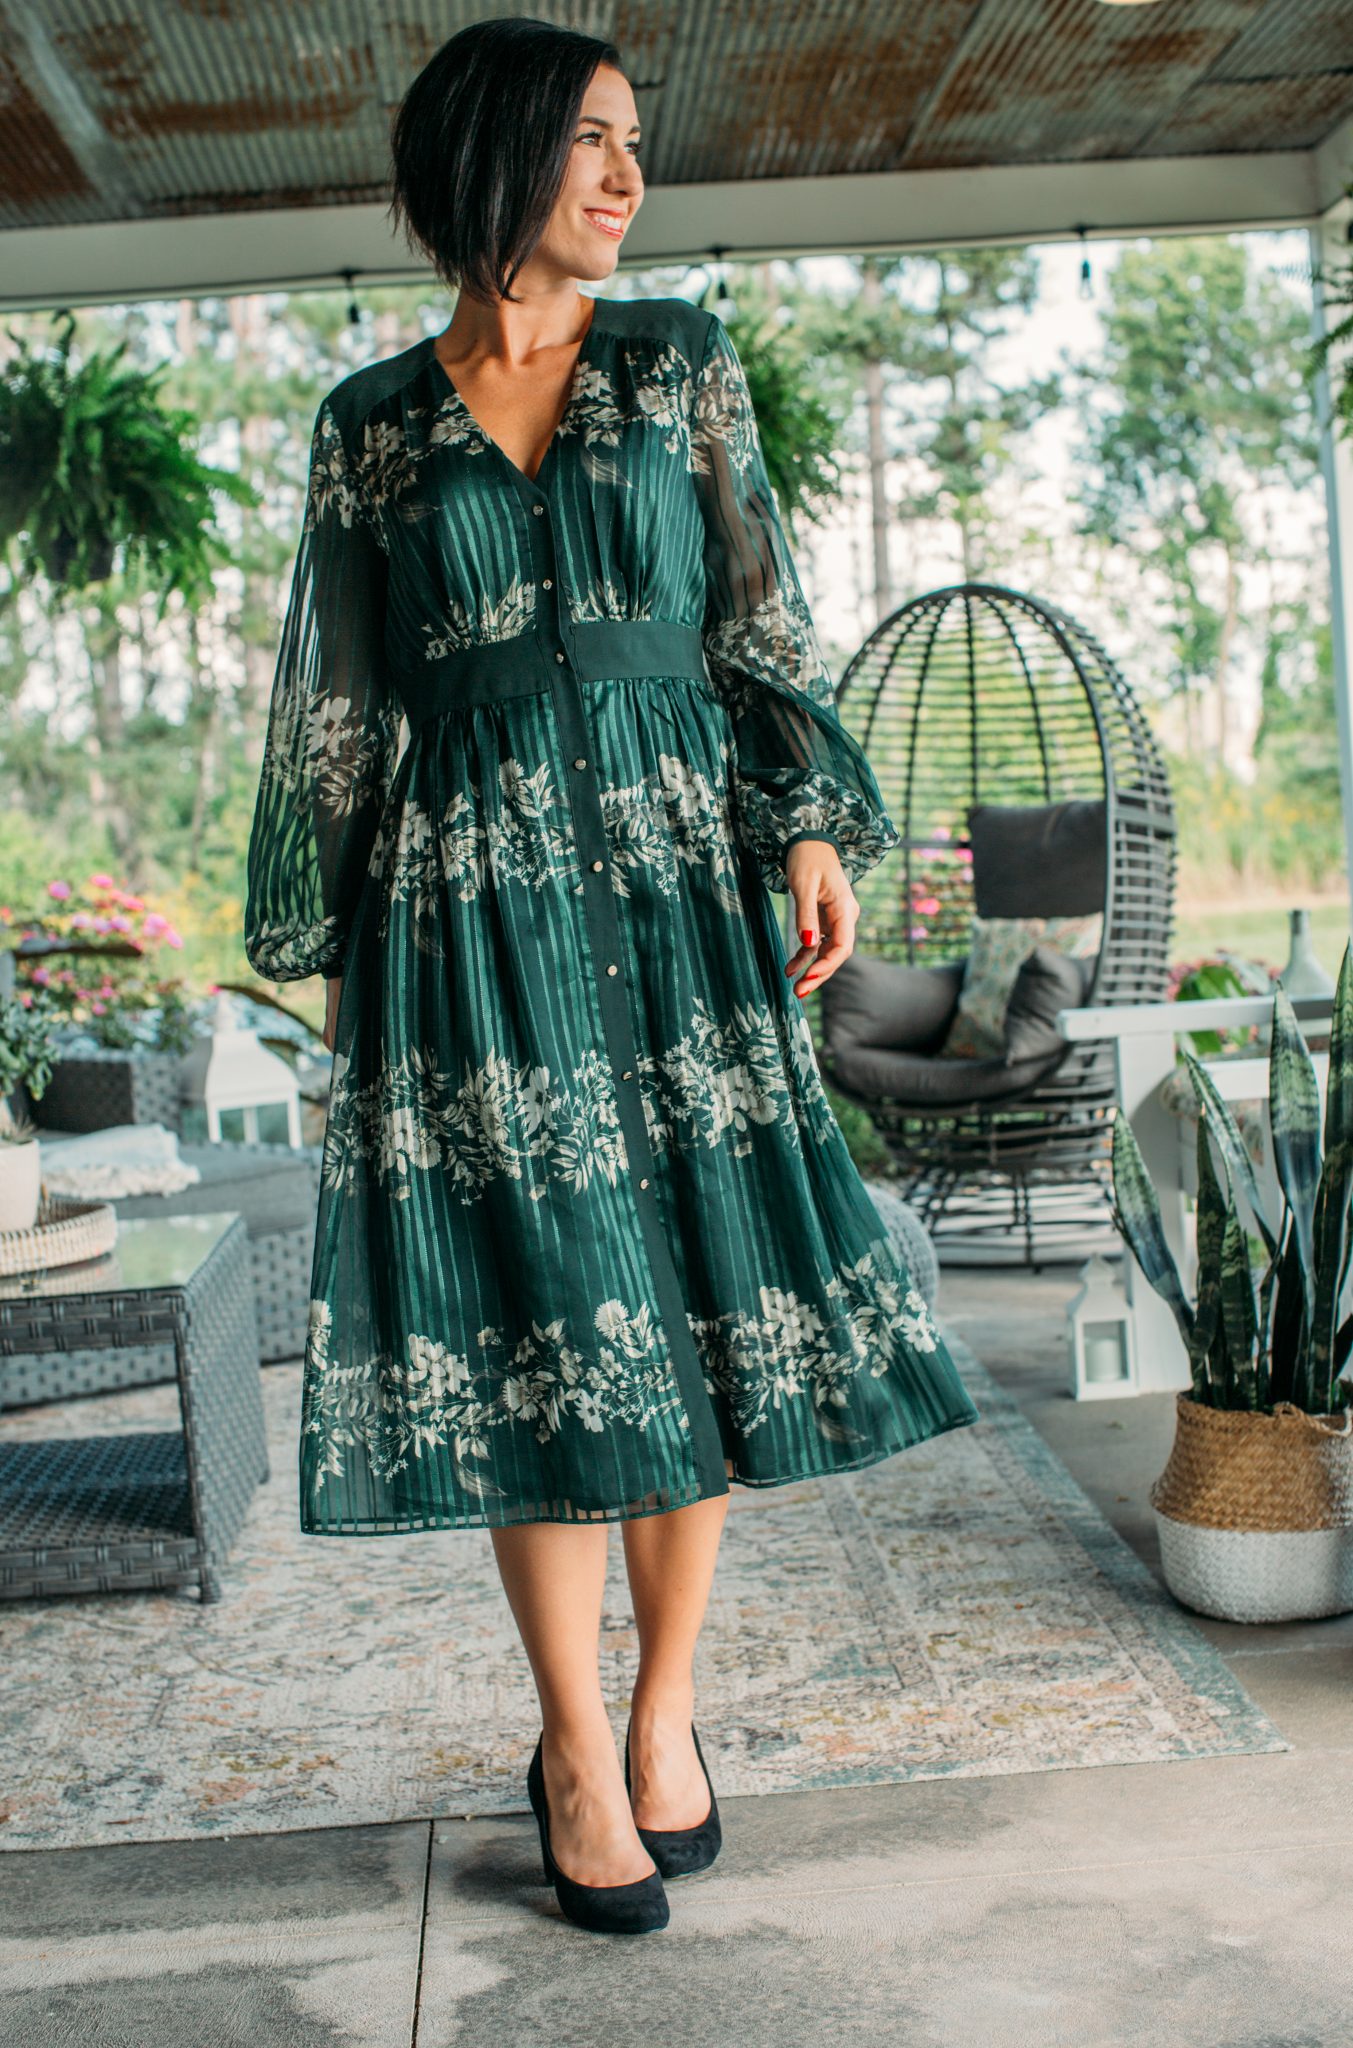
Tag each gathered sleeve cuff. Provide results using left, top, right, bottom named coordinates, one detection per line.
left=688, top=311, right=900, bottom=897
left=243, top=398, right=403, bottom=983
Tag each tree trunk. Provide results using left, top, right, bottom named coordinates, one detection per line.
left=187, top=611, right=219, bottom=872
left=87, top=635, right=140, bottom=882
left=1214, top=545, right=1240, bottom=767
left=859, top=265, right=893, bottom=622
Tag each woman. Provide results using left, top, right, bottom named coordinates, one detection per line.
left=243, top=16, right=980, bottom=1936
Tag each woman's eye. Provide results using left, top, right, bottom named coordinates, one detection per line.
left=577, top=131, right=642, bottom=156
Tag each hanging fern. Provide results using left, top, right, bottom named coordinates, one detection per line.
left=0, top=309, right=258, bottom=614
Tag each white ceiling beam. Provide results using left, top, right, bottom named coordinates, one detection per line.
left=0, top=148, right=1324, bottom=312
left=1313, top=108, right=1353, bottom=215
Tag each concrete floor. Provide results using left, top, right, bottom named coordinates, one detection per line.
left=4, top=1265, right=1351, bottom=2048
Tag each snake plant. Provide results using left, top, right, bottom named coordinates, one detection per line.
left=1111, top=939, right=1353, bottom=1417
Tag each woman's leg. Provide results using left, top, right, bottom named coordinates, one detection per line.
left=491, top=1522, right=655, bottom=1887
left=620, top=1492, right=731, bottom=1830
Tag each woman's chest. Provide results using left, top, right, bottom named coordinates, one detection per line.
left=361, top=336, right=705, bottom=631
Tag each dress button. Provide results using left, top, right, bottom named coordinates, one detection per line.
left=555, top=651, right=565, bottom=664
left=532, top=503, right=544, bottom=516
left=605, top=963, right=618, bottom=976
left=542, top=577, right=552, bottom=589
left=590, top=858, right=604, bottom=872
left=621, top=1068, right=632, bottom=1080
left=573, top=756, right=587, bottom=769
left=638, top=1177, right=650, bottom=1189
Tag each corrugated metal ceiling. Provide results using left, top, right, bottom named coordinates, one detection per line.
left=1, top=0, right=1351, bottom=231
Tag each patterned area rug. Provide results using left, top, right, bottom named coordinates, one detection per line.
left=0, top=1331, right=1288, bottom=1850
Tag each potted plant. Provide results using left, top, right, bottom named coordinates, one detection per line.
left=0, top=310, right=257, bottom=612
left=1111, top=940, right=1353, bottom=1623
left=0, top=985, right=60, bottom=1231
left=5, top=875, right=193, bottom=1132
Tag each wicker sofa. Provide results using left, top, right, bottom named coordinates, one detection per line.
left=4, top=1134, right=322, bottom=1407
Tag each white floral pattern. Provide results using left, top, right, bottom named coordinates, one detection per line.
left=420, top=574, right=538, bottom=659
left=303, top=1293, right=687, bottom=1506
left=321, top=983, right=836, bottom=1203
left=737, top=768, right=906, bottom=894
left=637, top=994, right=836, bottom=1159
left=301, top=1236, right=945, bottom=1506
left=689, top=317, right=904, bottom=894
left=693, top=1248, right=943, bottom=1444
left=364, top=750, right=745, bottom=933
left=556, top=341, right=693, bottom=475
left=322, top=1041, right=627, bottom=1203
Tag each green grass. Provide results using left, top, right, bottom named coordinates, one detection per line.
left=1172, top=895, right=1351, bottom=980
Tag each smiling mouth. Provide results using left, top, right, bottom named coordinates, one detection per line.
left=583, top=209, right=627, bottom=240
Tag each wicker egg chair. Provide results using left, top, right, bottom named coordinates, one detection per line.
left=819, top=581, right=1177, bottom=1264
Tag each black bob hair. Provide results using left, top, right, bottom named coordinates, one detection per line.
left=387, top=16, right=626, bottom=305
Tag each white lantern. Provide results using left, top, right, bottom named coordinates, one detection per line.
left=179, top=992, right=303, bottom=1147
left=1067, top=1254, right=1137, bottom=1399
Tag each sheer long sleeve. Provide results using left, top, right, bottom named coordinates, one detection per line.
left=243, top=398, right=402, bottom=983
left=689, top=312, right=900, bottom=896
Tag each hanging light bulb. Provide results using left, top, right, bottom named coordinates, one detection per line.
left=340, top=268, right=362, bottom=327
left=707, top=247, right=737, bottom=322
left=1076, top=226, right=1093, bottom=300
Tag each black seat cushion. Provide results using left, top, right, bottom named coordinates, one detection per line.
left=1003, top=944, right=1095, bottom=1065
left=827, top=1038, right=1065, bottom=1109
left=968, top=799, right=1107, bottom=919
left=818, top=950, right=1072, bottom=1114
left=820, top=952, right=965, bottom=1061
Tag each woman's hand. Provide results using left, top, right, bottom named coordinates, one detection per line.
left=322, top=975, right=342, bottom=1053
left=783, top=840, right=858, bottom=998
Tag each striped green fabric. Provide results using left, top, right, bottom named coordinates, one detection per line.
left=243, top=293, right=980, bottom=1533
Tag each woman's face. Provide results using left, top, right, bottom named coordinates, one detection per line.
left=537, top=63, right=644, bottom=286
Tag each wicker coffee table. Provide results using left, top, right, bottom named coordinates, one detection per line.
left=0, top=1212, right=268, bottom=1603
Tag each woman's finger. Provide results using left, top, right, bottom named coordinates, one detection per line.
left=793, top=891, right=857, bottom=996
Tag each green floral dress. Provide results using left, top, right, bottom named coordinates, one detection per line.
left=243, top=292, right=980, bottom=1534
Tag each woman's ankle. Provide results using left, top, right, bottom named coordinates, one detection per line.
left=629, top=1675, right=696, bottom=1730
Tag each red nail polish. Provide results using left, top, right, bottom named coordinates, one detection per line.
left=800, top=929, right=815, bottom=944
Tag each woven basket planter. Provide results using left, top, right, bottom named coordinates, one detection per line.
left=30, top=1049, right=183, bottom=1135
left=1150, top=1394, right=1353, bottom=1623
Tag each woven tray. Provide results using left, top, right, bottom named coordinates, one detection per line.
left=0, top=1195, right=118, bottom=1277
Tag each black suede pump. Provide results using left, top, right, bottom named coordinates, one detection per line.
left=624, top=1717, right=722, bottom=1879
left=526, top=1735, right=670, bottom=1934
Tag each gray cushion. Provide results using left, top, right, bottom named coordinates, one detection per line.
left=109, top=1141, right=318, bottom=1236
left=968, top=800, right=1107, bottom=919
left=820, top=953, right=964, bottom=1061
left=1003, top=945, right=1094, bottom=1065
left=827, top=1038, right=1065, bottom=1109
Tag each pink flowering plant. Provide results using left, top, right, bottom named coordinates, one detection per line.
left=2, top=874, right=195, bottom=1053
left=902, top=825, right=975, bottom=955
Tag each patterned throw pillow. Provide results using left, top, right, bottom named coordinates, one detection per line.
left=940, top=913, right=1102, bottom=1060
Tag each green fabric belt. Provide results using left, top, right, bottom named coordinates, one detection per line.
left=399, top=619, right=710, bottom=731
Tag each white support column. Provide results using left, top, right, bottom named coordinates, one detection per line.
left=1310, top=200, right=1353, bottom=934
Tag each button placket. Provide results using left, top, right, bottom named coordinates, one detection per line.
left=520, top=473, right=727, bottom=1498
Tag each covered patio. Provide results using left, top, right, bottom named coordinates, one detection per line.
left=2, top=5, right=1353, bottom=2042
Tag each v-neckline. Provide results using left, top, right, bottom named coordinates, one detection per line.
left=424, top=297, right=601, bottom=488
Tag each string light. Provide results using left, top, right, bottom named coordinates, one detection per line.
left=709, top=247, right=737, bottom=321
left=1075, top=226, right=1093, bottom=301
